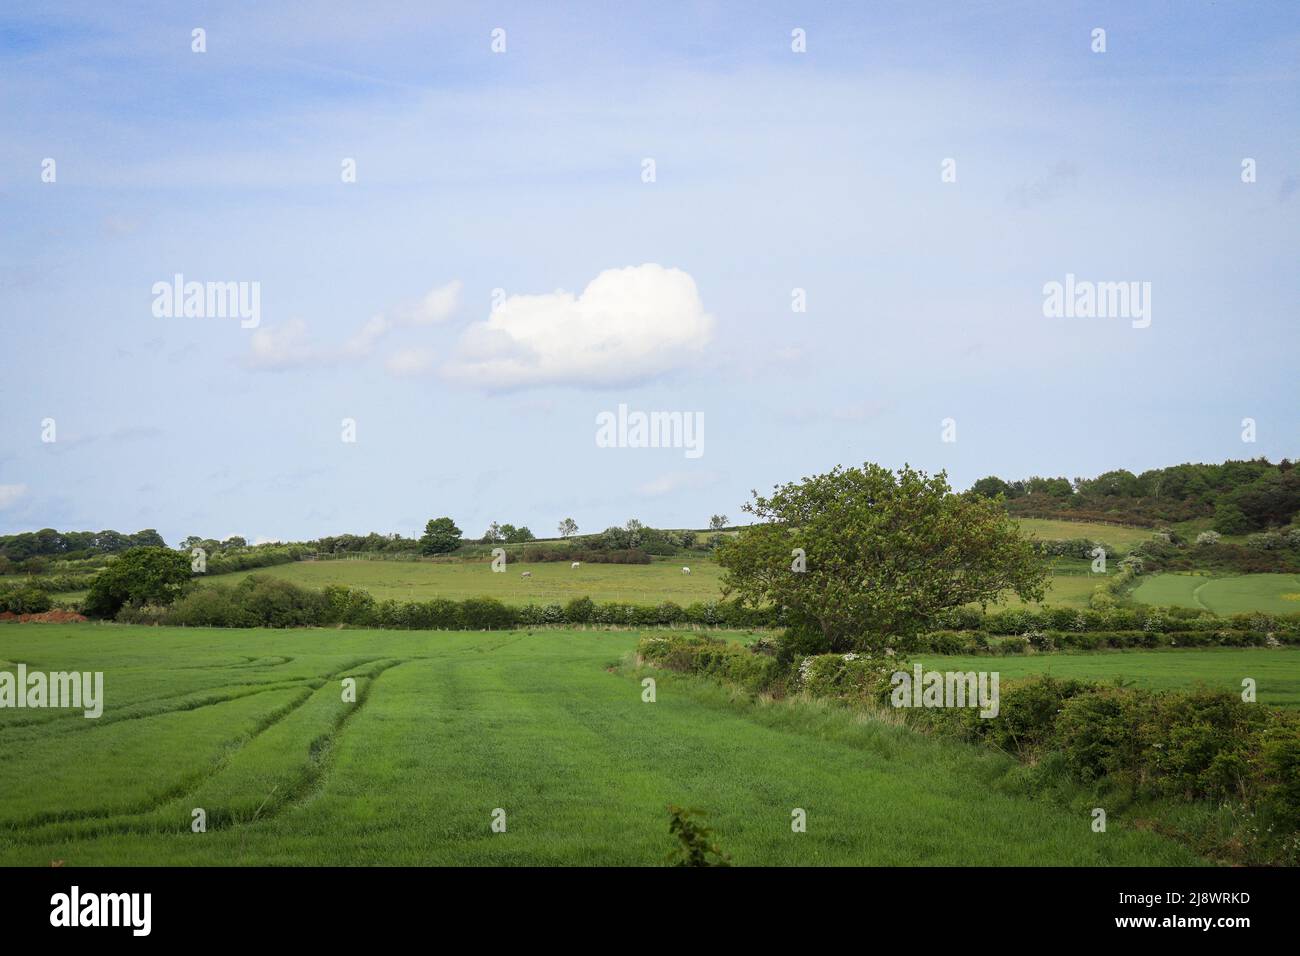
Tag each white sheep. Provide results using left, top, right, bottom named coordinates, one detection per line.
left=681, top=566, right=691, bottom=575
left=571, top=562, right=581, bottom=569
left=521, top=571, right=532, bottom=578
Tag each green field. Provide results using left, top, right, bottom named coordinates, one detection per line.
left=201, top=557, right=728, bottom=605
left=915, top=648, right=1300, bottom=709
left=1014, top=518, right=1154, bottom=554
left=0, top=623, right=1210, bottom=866
left=177, top=554, right=1109, bottom=611
left=996, top=567, right=1106, bottom=609
left=1132, top=572, right=1300, bottom=615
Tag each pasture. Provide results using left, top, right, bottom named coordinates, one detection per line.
left=1013, top=518, right=1154, bottom=554
left=199, top=557, right=726, bottom=605
left=0, top=623, right=1209, bottom=866
left=1132, top=573, right=1300, bottom=615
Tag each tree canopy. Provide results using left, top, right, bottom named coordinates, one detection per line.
left=718, top=463, right=1048, bottom=655
left=83, top=546, right=192, bottom=619
left=419, top=517, right=462, bottom=555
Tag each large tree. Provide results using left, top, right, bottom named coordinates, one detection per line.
left=717, top=463, right=1048, bottom=655
left=419, top=517, right=463, bottom=555
left=83, top=546, right=192, bottom=619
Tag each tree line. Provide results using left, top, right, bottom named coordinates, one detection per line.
left=968, top=457, right=1300, bottom=532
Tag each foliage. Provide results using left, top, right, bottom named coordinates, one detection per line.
left=83, top=547, right=192, bottom=619
left=0, top=585, right=53, bottom=614
left=718, top=463, right=1048, bottom=654
left=419, top=517, right=462, bottom=555
left=0, top=527, right=166, bottom=561
left=990, top=457, right=1300, bottom=531
left=665, top=805, right=731, bottom=867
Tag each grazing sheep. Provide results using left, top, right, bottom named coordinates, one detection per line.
left=521, top=571, right=532, bottom=578
left=571, top=562, right=581, bottom=569
left=681, top=566, right=691, bottom=575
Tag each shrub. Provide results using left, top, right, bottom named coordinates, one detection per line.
left=665, top=806, right=730, bottom=867
left=234, top=576, right=329, bottom=628
left=0, top=585, right=53, bottom=614
left=459, top=597, right=516, bottom=630
left=564, top=596, right=594, bottom=623
left=796, top=653, right=894, bottom=702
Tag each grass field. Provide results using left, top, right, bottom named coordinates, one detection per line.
left=202, top=556, right=728, bottom=605
left=1014, top=518, right=1154, bottom=554
left=178, top=554, right=1110, bottom=610
left=1132, top=572, right=1300, bottom=615
left=914, top=648, right=1300, bottom=709
left=0, top=623, right=1211, bottom=866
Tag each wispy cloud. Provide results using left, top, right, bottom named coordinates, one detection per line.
left=245, top=280, right=462, bottom=371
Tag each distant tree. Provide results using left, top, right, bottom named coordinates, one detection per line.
left=34, top=528, right=66, bottom=555
left=222, top=536, right=248, bottom=550
left=481, top=522, right=504, bottom=544
left=1025, top=476, right=1074, bottom=499
left=708, top=515, right=729, bottom=532
left=93, top=530, right=131, bottom=554
left=1227, top=470, right=1300, bottom=530
left=130, top=529, right=167, bottom=549
left=969, top=476, right=1011, bottom=499
left=83, top=546, right=192, bottom=619
left=505, top=526, right=535, bottom=544
left=558, top=518, right=579, bottom=538
left=1213, top=503, right=1251, bottom=535
left=601, top=526, right=632, bottom=549
left=419, top=517, right=462, bottom=555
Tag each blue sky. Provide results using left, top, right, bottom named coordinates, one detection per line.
left=1, top=1, right=1297, bottom=544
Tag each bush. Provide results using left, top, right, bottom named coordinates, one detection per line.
left=458, top=597, right=516, bottom=630
left=564, top=596, right=594, bottom=623
left=234, top=576, right=329, bottom=628
left=83, top=547, right=192, bottom=619
left=0, top=585, right=53, bottom=614
left=796, top=653, right=894, bottom=702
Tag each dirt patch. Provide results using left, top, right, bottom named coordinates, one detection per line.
left=0, top=609, right=89, bottom=624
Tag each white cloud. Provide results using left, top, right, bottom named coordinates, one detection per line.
left=386, top=347, right=438, bottom=377
left=0, top=484, right=28, bottom=509
left=245, top=319, right=320, bottom=369
left=344, top=314, right=392, bottom=355
left=245, top=280, right=460, bottom=370
left=441, top=264, right=713, bottom=389
left=395, top=279, right=462, bottom=325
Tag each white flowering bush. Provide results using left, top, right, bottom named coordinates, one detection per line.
left=797, top=653, right=895, bottom=701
